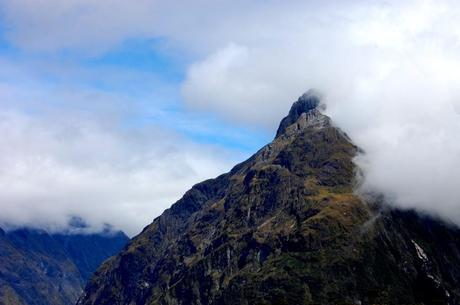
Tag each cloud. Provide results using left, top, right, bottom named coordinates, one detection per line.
left=178, top=0, right=460, bottom=225
left=0, top=0, right=298, bottom=55
left=3, top=0, right=460, bottom=228
left=0, top=45, right=260, bottom=237
left=0, top=60, right=237, bottom=236
left=1, top=0, right=160, bottom=54
left=182, top=43, right=292, bottom=126
left=0, top=103, right=234, bottom=236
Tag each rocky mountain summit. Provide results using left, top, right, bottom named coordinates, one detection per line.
left=276, top=89, right=324, bottom=137
left=0, top=227, right=129, bottom=305
left=79, top=92, right=460, bottom=305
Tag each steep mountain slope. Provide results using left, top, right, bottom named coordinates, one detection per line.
left=79, top=91, right=460, bottom=305
left=0, top=227, right=129, bottom=305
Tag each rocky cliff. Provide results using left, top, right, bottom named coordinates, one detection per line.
left=78, top=91, right=460, bottom=305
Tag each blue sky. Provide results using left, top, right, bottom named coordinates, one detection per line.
left=0, top=26, right=270, bottom=153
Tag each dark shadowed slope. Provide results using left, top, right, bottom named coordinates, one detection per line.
left=0, top=227, right=129, bottom=305
left=79, top=91, right=460, bottom=305
left=52, top=230, right=129, bottom=281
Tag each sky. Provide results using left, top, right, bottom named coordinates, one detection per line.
left=1, top=0, right=460, bottom=236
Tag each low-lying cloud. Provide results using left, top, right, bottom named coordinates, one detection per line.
left=0, top=103, right=233, bottom=236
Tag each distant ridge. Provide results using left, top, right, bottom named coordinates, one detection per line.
left=0, top=227, right=129, bottom=305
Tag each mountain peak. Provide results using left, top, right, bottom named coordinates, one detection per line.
left=78, top=90, right=460, bottom=305
left=297, top=89, right=321, bottom=109
left=276, top=89, right=325, bottom=137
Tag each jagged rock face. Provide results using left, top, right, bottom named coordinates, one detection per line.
left=0, top=228, right=129, bottom=305
left=276, top=90, right=322, bottom=137
left=79, top=93, right=460, bottom=305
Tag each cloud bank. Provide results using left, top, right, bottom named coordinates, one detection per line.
left=0, top=104, right=233, bottom=236
left=0, top=60, right=238, bottom=236
left=2, top=0, right=460, bottom=229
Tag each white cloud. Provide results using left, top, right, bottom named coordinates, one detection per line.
left=182, top=43, right=292, bottom=125
left=0, top=66, right=236, bottom=236
left=0, top=105, right=234, bottom=236
left=179, top=0, right=460, bottom=226
left=3, top=0, right=460, bottom=228
left=1, top=0, right=160, bottom=54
